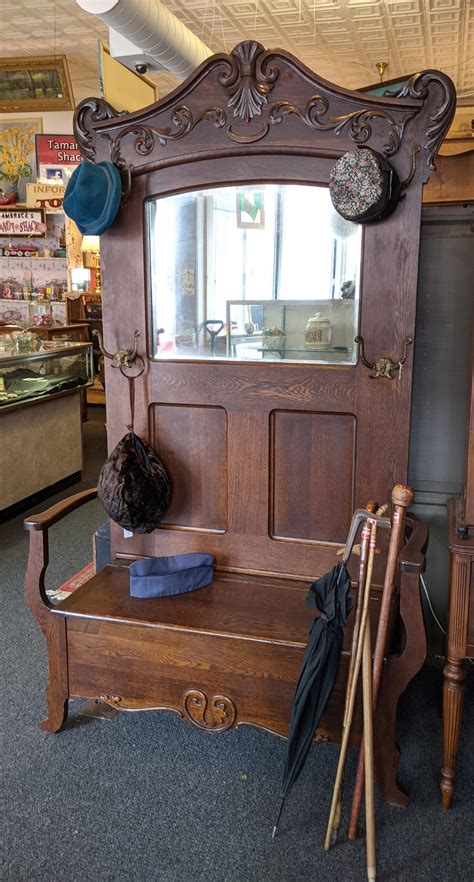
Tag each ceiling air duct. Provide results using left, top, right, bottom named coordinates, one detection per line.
left=76, top=0, right=212, bottom=79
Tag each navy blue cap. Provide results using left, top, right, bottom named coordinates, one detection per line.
left=129, top=554, right=215, bottom=599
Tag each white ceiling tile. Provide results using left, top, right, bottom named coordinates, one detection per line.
left=385, top=1, right=422, bottom=12
left=1, top=0, right=472, bottom=101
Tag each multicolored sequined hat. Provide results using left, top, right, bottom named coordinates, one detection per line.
left=329, top=147, right=402, bottom=224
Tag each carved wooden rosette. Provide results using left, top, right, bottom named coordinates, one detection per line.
left=182, top=689, right=237, bottom=732
left=73, top=41, right=456, bottom=196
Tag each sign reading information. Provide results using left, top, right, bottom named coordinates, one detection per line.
left=26, top=182, right=65, bottom=211
left=0, top=209, right=46, bottom=236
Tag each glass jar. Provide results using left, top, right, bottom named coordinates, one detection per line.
left=305, top=312, right=332, bottom=350
left=29, top=300, right=53, bottom=327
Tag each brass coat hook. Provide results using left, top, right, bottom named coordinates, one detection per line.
left=355, top=335, right=413, bottom=379
left=93, top=329, right=140, bottom=368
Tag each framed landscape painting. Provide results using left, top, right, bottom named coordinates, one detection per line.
left=0, top=56, right=74, bottom=112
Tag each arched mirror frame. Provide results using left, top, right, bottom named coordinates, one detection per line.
left=144, top=177, right=363, bottom=364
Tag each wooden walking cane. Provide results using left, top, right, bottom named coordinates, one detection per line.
left=331, top=501, right=378, bottom=844
left=347, top=485, right=415, bottom=842
left=324, top=514, right=380, bottom=856
left=361, top=524, right=377, bottom=882
left=356, top=505, right=388, bottom=882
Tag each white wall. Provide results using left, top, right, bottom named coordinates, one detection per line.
left=0, top=111, right=74, bottom=134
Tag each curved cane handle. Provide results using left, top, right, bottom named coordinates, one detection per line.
left=93, top=329, right=140, bottom=368
left=355, top=335, right=413, bottom=379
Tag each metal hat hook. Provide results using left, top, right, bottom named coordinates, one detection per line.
left=93, top=329, right=141, bottom=369
left=355, top=335, right=413, bottom=379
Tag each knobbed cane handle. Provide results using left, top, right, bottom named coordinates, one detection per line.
left=347, top=483, right=414, bottom=842
left=391, top=484, right=414, bottom=509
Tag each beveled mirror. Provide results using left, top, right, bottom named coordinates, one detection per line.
left=147, top=183, right=362, bottom=364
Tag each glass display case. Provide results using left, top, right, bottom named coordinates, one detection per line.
left=225, top=299, right=356, bottom=362
left=147, top=183, right=362, bottom=364
left=0, top=341, right=93, bottom=408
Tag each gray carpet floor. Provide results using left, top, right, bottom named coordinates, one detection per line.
left=2, top=407, right=473, bottom=882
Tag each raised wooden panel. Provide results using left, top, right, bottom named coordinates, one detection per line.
left=270, top=409, right=356, bottom=544
left=151, top=404, right=228, bottom=532
left=227, top=411, right=269, bottom=537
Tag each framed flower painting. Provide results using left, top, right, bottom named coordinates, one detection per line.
left=0, top=118, right=42, bottom=204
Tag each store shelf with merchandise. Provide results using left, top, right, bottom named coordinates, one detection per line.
left=1, top=202, right=105, bottom=410
left=0, top=255, right=67, bottom=261
left=0, top=208, right=69, bottom=320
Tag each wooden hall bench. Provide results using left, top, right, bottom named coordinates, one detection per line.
left=25, top=487, right=428, bottom=807
left=24, top=40, right=453, bottom=811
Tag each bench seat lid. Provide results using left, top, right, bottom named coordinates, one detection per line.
left=51, top=564, right=317, bottom=647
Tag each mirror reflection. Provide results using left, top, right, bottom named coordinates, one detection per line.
left=147, top=184, right=362, bottom=363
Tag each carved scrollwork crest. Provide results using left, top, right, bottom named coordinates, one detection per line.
left=385, top=70, right=456, bottom=170
left=269, top=96, right=414, bottom=157
left=98, top=42, right=280, bottom=164
left=74, top=97, right=127, bottom=162
left=73, top=43, right=454, bottom=182
left=101, top=105, right=227, bottom=168
left=183, top=689, right=237, bottom=732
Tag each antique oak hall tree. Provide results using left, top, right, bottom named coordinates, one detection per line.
left=25, top=43, right=454, bottom=806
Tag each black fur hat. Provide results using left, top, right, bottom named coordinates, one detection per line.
left=98, top=432, right=171, bottom=534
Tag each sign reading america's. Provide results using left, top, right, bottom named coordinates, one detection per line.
left=0, top=209, right=46, bottom=236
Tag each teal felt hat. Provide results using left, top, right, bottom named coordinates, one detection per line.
left=63, top=161, right=122, bottom=235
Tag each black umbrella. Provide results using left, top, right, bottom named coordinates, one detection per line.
left=273, top=561, right=352, bottom=837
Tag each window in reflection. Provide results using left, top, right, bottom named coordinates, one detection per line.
left=147, top=184, right=361, bottom=363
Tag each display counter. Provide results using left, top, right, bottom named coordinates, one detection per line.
left=0, top=342, right=93, bottom=517
left=0, top=322, right=90, bottom=343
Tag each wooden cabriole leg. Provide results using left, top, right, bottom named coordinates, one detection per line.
left=440, top=657, right=466, bottom=810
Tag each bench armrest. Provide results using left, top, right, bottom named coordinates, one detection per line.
left=24, top=487, right=98, bottom=630
left=24, top=488, right=98, bottom=532
left=400, top=514, right=428, bottom=574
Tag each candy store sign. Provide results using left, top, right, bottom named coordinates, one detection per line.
left=36, top=135, right=81, bottom=166
left=0, top=210, right=46, bottom=236
left=26, top=183, right=65, bottom=211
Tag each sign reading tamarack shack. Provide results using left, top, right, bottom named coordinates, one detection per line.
left=35, top=134, right=81, bottom=185
left=0, top=209, right=46, bottom=236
